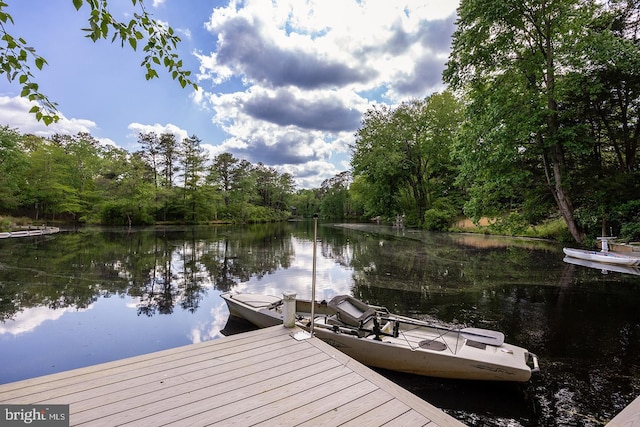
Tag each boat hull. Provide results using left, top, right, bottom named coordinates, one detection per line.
left=223, top=293, right=283, bottom=328
left=311, top=324, right=533, bottom=381
left=221, top=292, right=537, bottom=382
left=563, top=256, right=640, bottom=276
left=563, top=248, right=640, bottom=266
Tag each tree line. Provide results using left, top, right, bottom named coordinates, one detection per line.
left=0, top=127, right=302, bottom=225
left=446, top=0, right=640, bottom=244
left=351, top=0, right=640, bottom=244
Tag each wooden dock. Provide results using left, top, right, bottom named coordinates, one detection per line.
left=0, top=226, right=60, bottom=239
left=607, top=394, right=640, bottom=426
left=0, top=325, right=464, bottom=426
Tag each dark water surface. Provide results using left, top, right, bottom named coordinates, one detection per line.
left=1, top=222, right=639, bottom=426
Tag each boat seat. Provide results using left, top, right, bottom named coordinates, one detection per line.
left=231, top=293, right=282, bottom=309
left=328, top=295, right=377, bottom=328
left=326, top=300, right=399, bottom=339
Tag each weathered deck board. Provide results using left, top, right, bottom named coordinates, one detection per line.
left=607, top=394, right=640, bottom=426
left=295, top=390, right=394, bottom=426
left=0, top=325, right=465, bottom=426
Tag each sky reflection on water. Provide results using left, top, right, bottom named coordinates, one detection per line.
left=0, top=224, right=354, bottom=384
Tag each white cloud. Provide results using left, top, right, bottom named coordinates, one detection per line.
left=233, top=234, right=353, bottom=299
left=189, top=302, right=228, bottom=344
left=0, top=96, right=97, bottom=138
left=204, top=87, right=358, bottom=186
left=200, top=0, right=457, bottom=96
left=193, top=0, right=458, bottom=187
left=127, top=122, right=190, bottom=148
left=0, top=305, right=91, bottom=336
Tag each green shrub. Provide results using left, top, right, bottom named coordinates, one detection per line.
left=423, top=209, right=452, bottom=231
left=423, top=199, right=459, bottom=231
left=620, top=222, right=640, bottom=242
left=0, top=216, right=11, bottom=232
left=489, top=212, right=529, bottom=236
left=100, top=202, right=154, bottom=226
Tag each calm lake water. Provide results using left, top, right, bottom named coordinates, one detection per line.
left=1, top=222, right=639, bottom=426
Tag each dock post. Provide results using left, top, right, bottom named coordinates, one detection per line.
left=283, top=292, right=296, bottom=328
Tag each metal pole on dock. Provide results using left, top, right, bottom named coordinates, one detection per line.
left=310, top=213, right=318, bottom=337
left=293, top=214, right=319, bottom=341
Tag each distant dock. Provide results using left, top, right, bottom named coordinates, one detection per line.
left=0, top=226, right=60, bottom=239
left=0, top=325, right=464, bottom=426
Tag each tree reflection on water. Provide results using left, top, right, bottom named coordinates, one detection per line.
left=1, top=222, right=639, bottom=426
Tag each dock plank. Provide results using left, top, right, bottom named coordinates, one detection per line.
left=0, top=325, right=465, bottom=427
left=75, top=354, right=342, bottom=425
left=22, top=335, right=303, bottom=406
left=71, top=349, right=334, bottom=424
left=607, top=394, right=640, bottom=426
left=256, top=381, right=380, bottom=426
left=55, top=344, right=319, bottom=410
left=340, top=399, right=415, bottom=426
left=383, top=410, right=437, bottom=427
left=200, top=371, right=367, bottom=426
left=296, top=389, right=394, bottom=426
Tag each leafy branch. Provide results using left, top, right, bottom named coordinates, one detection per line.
left=0, top=0, right=59, bottom=124
left=0, top=0, right=198, bottom=125
left=75, top=0, right=197, bottom=89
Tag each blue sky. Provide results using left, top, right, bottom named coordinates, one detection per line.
left=0, top=0, right=459, bottom=188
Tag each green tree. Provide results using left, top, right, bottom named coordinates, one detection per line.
left=562, top=0, right=640, bottom=236
left=156, top=132, right=181, bottom=221
left=51, top=133, right=105, bottom=221
left=351, top=92, right=463, bottom=226
left=136, top=131, right=171, bottom=220
left=100, top=152, right=156, bottom=227
left=252, top=162, right=294, bottom=212
left=22, top=136, right=73, bottom=220
left=207, top=153, right=257, bottom=220
left=137, top=132, right=160, bottom=191
left=180, top=134, right=209, bottom=223
left=208, top=152, right=238, bottom=211
left=444, top=0, right=601, bottom=242
left=348, top=175, right=377, bottom=220
left=320, top=171, right=352, bottom=219
left=274, top=172, right=295, bottom=212
left=207, top=153, right=243, bottom=216
left=0, top=126, right=28, bottom=211
left=228, top=159, right=257, bottom=221
left=351, top=104, right=400, bottom=219
left=585, top=0, right=640, bottom=173
left=159, top=133, right=180, bottom=188
left=96, top=150, right=155, bottom=226
left=253, top=163, right=278, bottom=208
left=290, top=188, right=321, bottom=218
left=0, top=0, right=197, bottom=124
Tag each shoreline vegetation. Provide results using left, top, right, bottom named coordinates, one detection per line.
left=3, top=214, right=638, bottom=252
left=0, top=214, right=569, bottom=241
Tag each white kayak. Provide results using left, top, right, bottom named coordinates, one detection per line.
left=563, top=256, right=640, bottom=275
left=221, top=292, right=540, bottom=382
left=563, top=248, right=640, bottom=266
